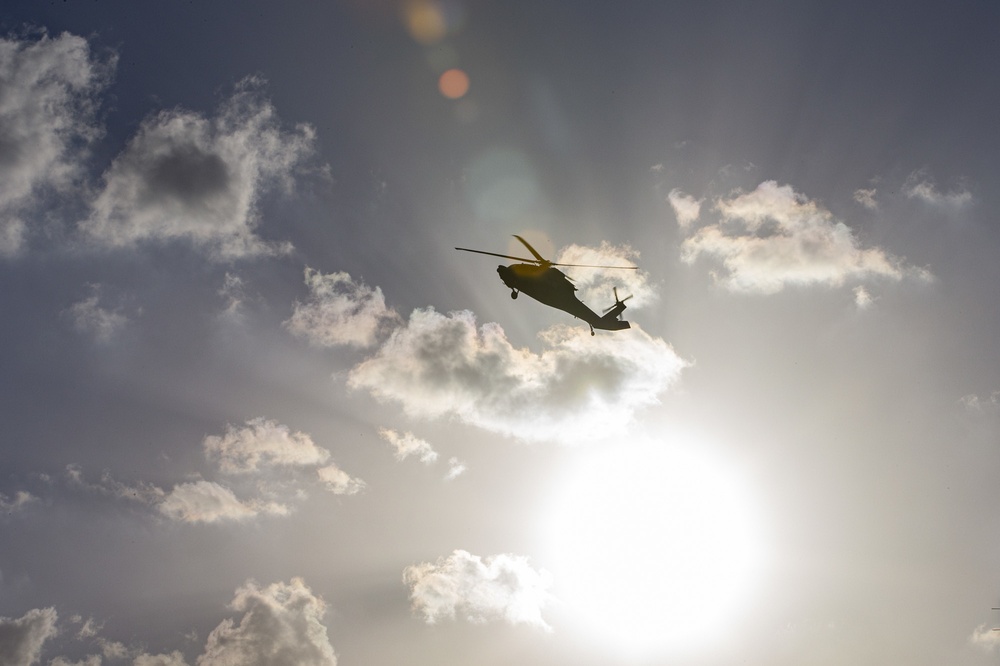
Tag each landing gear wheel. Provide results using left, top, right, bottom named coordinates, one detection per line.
left=590, top=325, right=595, bottom=336
left=510, top=290, right=518, bottom=299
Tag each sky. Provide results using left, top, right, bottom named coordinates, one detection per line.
left=2, top=1, right=1000, bottom=664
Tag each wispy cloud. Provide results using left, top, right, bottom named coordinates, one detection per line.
left=0, top=490, right=37, bottom=515
left=316, top=464, right=367, bottom=496
left=444, top=457, right=467, bottom=480
left=65, top=284, right=130, bottom=343
left=82, top=77, right=313, bottom=259
left=403, top=550, right=553, bottom=631
left=378, top=427, right=438, bottom=464
left=285, top=268, right=400, bottom=348
left=959, top=391, right=1000, bottom=413
left=852, top=188, right=878, bottom=210
left=0, top=31, right=113, bottom=257
left=904, top=171, right=972, bottom=207
left=680, top=181, right=931, bottom=294
left=970, top=624, right=1000, bottom=651
left=158, top=480, right=289, bottom=524
left=348, top=308, right=687, bottom=444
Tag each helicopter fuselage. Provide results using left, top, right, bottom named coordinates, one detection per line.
left=496, top=263, right=630, bottom=332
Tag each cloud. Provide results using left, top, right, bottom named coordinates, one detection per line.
left=0, top=490, right=36, bottom=515
left=316, top=464, right=366, bottom=496
left=0, top=607, right=58, bottom=666
left=554, top=242, right=655, bottom=311
left=959, top=391, right=1000, bottom=413
left=0, top=31, right=113, bottom=256
left=65, top=285, right=129, bottom=343
left=403, top=550, right=553, bottom=631
left=50, top=657, right=101, bottom=666
left=217, top=272, right=249, bottom=321
left=970, top=624, right=1000, bottom=651
left=348, top=308, right=686, bottom=444
left=680, top=181, right=931, bottom=294
left=158, top=480, right=289, bottom=524
left=284, top=268, right=400, bottom=348
left=133, top=653, right=189, bottom=666
left=83, top=77, right=314, bottom=259
left=667, top=188, right=703, bottom=230
left=378, top=428, right=438, bottom=464
left=905, top=172, right=972, bottom=207
left=444, top=457, right=467, bottom=480
left=197, top=578, right=338, bottom=666
left=853, top=285, right=875, bottom=309
left=852, top=188, right=878, bottom=210
left=204, top=418, right=331, bottom=474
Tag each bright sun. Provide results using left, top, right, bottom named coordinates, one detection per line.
left=542, top=432, right=765, bottom=659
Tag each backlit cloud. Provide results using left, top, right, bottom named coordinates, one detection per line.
left=348, top=308, right=686, bottom=444
left=970, top=624, right=1000, bottom=651
left=667, top=188, right=703, bottom=230
left=198, top=578, right=338, bottom=666
left=378, top=428, right=438, bottom=464
left=316, top=464, right=367, bottom=496
left=905, top=171, right=972, bottom=207
left=204, top=417, right=331, bottom=474
left=285, top=268, right=400, bottom=348
left=83, top=77, right=313, bottom=259
left=554, top=242, right=655, bottom=311
left=680, top=181, right=931, bottom=294
left=158, top=480, right=289, bottom=524
left=403, top=550, right=553, bottom=631
left=0, top=31, right=113, bottom=256
left=0, top=607, right=58, bottom=666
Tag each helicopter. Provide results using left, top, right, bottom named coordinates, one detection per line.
left=455, top=235, right=638, bottom=335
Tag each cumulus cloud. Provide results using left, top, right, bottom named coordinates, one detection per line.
left=83, top=77, right=313, bottom=259
left=554, top=242, right=655, bottom=311
left=905, top=172, right=972, bottom=207
left=349, top=308, right=686, bottom=444
left=970, top=624, right=1000, bottom=651
left=159, top=480, right=288, bottom=524
left=667, top=188, right=703, bottom=229
left=284, top=268, right=400, bottom=348
left=198, top=578, right=338, bottom=666
left=65, top=285, right=129, bottom=343
left=204, top=418, right=331, bottom=474
left=378, top=428, right=438, bottom=464
left=680, top=180, right=931, bottom=294
left=403, top=550, right=553, bottom=631
left=0, top=31, right=113, bottom=256
left=316, top=464, right=366, bottom=496
left=0, top=607, right=59, bottom=666
left=853, top=187, right=878, bottom=210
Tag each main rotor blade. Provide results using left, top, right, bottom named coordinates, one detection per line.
left=549, top=261, right=639, bottom=270
left=455, top=247, right=538, bottom=263
left=512, top=234, right=548, bottom=264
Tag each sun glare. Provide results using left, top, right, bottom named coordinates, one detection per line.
left=542, top=433, right=765, bottom=658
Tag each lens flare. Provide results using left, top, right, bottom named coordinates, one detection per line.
left=403, top=0, right=464, bottom=45
left=438, top=68, right=470, bottom=99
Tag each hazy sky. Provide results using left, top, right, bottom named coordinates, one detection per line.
left=2, top=1, right=1000, bottom=665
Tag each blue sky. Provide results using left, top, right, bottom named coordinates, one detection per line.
left=2, top=2, right=1000, bottom=665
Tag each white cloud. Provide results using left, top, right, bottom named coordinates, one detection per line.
left=65, top=286, right=129, bottom=343
left=905, top=172, right=972, bottom=207
left=204, top=418, right=331, bottom=475
left=158, top=480, right=288, bottom=524
left=284, top=268, right=400, bottom=348
left=0, top=490, right=36, bottom=514
left=444, top=457, right=467, bottom=481
left=0, top=31, right=113, bottom=256
left=133, top=652, right=188, bottom=666
left=554, top=242, right=655, bottom=311
left=217, top=272, right=249, bottom=321
left=970, top=624, right=1000, bottom=651
left=852, top=187, right=878, bottom=210
left=198, top=578, right=338, bottom=666
left=853, top=285, right=875, bottom=309
left=132, top=650, right=187, bottom=666
left=0, top=607, right=58, bottom=666
left=316, top=464, right=366, bottom=496
left=959, top=391, right=1000, bottom=413
left=680, top=181, right=931, bottom=294
left=83, top=77, right=313, bottom=259
left=348, top=308, right=686, bottom=444
left=667, top=188, right=703, bottom=230
left=50, top=657, right=101, bottom=666
left=378, top=428, right=438, bottom=464
left=403, top=550, right=553, bottom=631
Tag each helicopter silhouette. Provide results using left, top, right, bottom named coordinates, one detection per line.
left=455, top=235, right=637, bottom=335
